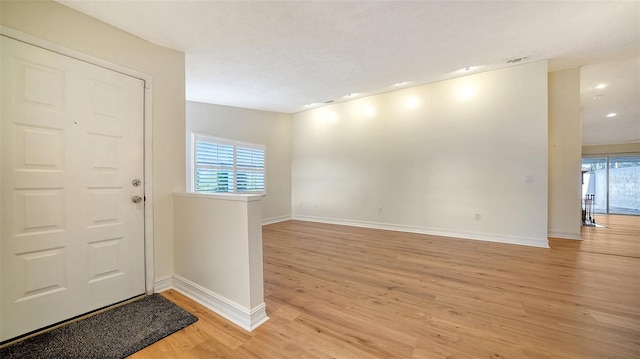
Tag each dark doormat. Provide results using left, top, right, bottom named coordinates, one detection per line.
left=0, top=293, right=198, bottom=359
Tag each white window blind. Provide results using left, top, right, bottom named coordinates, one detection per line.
left=192, top=134, right=266, bottom=194
left=236, top=146, right=265, bottom=193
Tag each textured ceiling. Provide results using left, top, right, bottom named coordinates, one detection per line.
left=57, top=0, right=639, bottom=145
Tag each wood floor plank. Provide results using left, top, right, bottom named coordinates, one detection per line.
left=132, top=214, right=640, bottom=358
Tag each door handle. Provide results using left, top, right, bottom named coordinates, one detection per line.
left=132, top=195, right=143, bottom=204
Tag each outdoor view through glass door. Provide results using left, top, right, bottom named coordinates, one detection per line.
left=582, top=156, right=640, bottom=215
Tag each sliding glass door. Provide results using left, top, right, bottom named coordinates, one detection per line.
left=582, top=158, right=607, bottom=214
left=582, top=156, right=640, bottom=215
left=609, top=156, right=640, bottom=215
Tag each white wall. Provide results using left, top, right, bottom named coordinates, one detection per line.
left=173, top=193, right=268, bottom=331
left=1, top=0, right=185, bottom=279
left=186, top=101, right=292, bottom=223
left=548, top=69, right=582, bottom=239
left=292, top=61, right=549, bottom=247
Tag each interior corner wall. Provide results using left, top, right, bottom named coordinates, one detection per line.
left=1, top=0, right=186, bottom=279
left=548, top=69, right=582, bottom=239
left=186, top=101, right=292, bottom=222
left=291, top=61, right=549, bottom=247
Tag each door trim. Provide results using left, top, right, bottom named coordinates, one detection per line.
left=1, top=26, right=156, bottom=295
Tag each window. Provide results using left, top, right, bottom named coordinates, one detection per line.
left=191, top=133, right=265, bottom=194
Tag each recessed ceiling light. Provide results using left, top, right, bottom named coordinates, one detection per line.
left=393, top=81, right=409, bottom=86
left=457, top=66, right=479, bottom=73
left=606, top=113, right=617, bottom=118
left=304, top=103, right=319, bottom=108
left=595, top=83, right=607, bottom=90
left=343, top=93, right=358, bottom=98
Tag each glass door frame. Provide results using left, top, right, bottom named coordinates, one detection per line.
left=582, top=154, right=640, bottom=216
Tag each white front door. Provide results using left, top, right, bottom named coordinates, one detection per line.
left=1, top=36, right=146, bottom=341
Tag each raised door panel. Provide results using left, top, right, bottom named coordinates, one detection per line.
left=1, top=36, right=145, bottom=341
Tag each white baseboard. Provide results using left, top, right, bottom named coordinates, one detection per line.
left=292, top=215, right=550, bottom=248
left=154, top=274, right=174, bottom=293
left=262, top=215, right=291, bottom=226
left=170, top=274, right=269, bottom=332
left=548, top=231, right=583, bottom=240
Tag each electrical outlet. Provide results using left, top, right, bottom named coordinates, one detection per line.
left=475, top=213, right=481, bottom=220
left=378, top=207, right=383, bottom=214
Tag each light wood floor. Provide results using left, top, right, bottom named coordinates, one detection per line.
left=131, top=215, right=640, bottom=358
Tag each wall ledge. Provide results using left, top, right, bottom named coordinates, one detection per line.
left=174, top=192, right=262, bottom=202
left=292, top=215, right=550, bottom=248
left=155, top=274, right=269, bottom=332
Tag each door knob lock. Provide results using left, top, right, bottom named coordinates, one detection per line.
left=132, top=195, right=143, bottom=204
left=132, top=179, right=142, bottom=187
